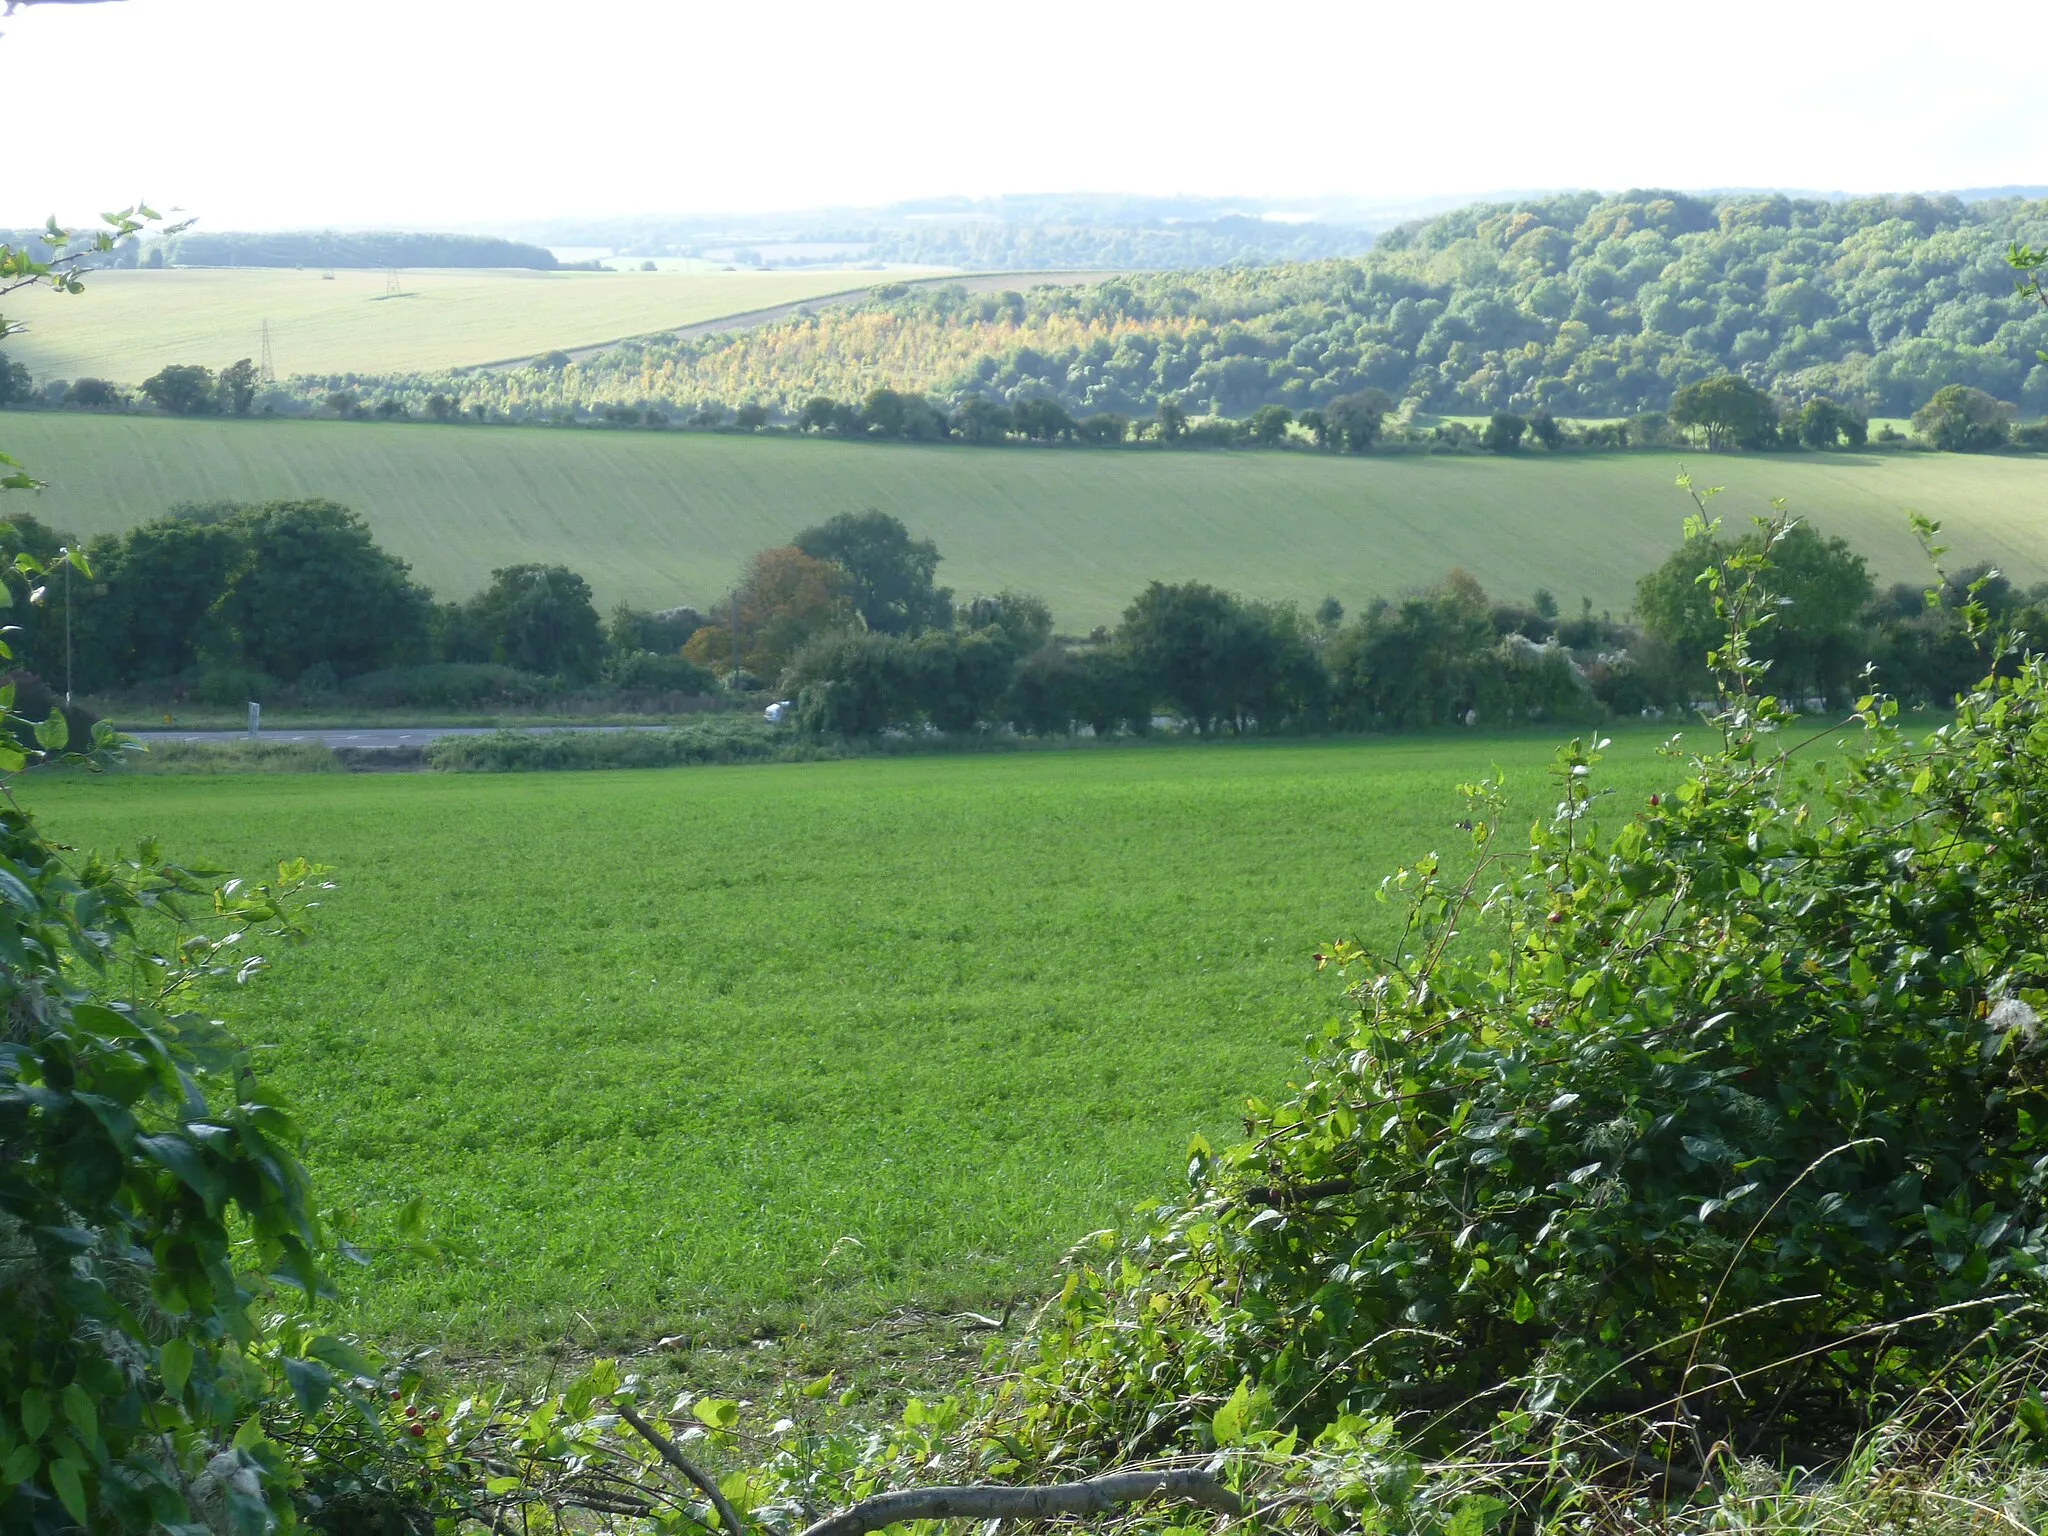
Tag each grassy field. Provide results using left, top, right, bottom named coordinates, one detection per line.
left=22, top=733, right=1687, bottom=1353
left=0, top=267, right=913, bottom=381
left=7, top=412, right=2047, bottom=626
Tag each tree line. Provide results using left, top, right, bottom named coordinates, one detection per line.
left=225, top=190, right=2048, bottom=430
left=767, top=514, right=2027, bottom=738
left=0, top=500, right=720, bottom=706
left=1, top=498, right=2027, bottom=731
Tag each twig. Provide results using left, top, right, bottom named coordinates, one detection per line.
left=797, top=1468, right=1245, bottom=1536
left=614, top=1398, right=749, bottom=1535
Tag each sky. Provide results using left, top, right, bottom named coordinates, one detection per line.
left=0, top=0, right=2039, bottom=231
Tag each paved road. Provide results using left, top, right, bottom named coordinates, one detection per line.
left=133, top=724, right=673, bottom=749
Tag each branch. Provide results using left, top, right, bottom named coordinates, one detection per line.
left=799, top=1468, right=1245, bottom=1536
left=1236, top=1175, right=1354, bottom=1208
left=614, top=1399, right=750, bottom=1536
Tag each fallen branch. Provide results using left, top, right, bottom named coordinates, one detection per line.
left=615, top=1398, right=750, bottom=1535
left=797, top=1468, right=1245, bottom=1536
left=1237, top=1175, right=1354, bottom=1208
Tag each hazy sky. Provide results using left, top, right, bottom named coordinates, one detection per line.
left=1, top=0, right=2037, bottom=230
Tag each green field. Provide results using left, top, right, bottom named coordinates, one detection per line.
left=0, top=267, right=911, bottom=381
left=22, top=734, right=1680, bottom=1350
left=10, top=413, right=2048, bottom=628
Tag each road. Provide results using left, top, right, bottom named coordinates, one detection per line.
left=132, top=724, right=674, bottom=749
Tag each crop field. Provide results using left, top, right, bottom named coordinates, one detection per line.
left=22, top=733, right=1686, bottom=1351
left=9, top=412, right=2048, bottom=627
left=0, top=267, right=912, bottom=381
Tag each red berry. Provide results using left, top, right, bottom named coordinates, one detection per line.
left=408, top=1422, right=426, bottom=1437
left=427, top=1408, right=442, bottom=1421
left=1648, top=794, right=1661, bottom=806
left=389, top=1389, right=403, bottom=1401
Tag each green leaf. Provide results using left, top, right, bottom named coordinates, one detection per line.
left=0, top=1444, right=37, bottom=1488
left=1446, top=1495, right=1508, bottom=1536
left=59, top=1384, right=96, bottom=1445
left=160, top=1337, right=194, bottom=1398
left=284, top=1357, right=333, bottom=1414
left=692, top=1398, right=740, bottom=1430
left=19, top=1388, right=50, bottom=1442
left=1511, top=1289, right=1536, bottom=1324
left=34, top=709, right=66, bottom=753
left=1211, top=1380, right=1251, bottom=1446
left=138, top=1133, right=225, bottom=1212
left=48, top=1458, right=87, bottom=1524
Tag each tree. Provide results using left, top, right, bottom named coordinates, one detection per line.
left=218, top=356, right=258, bottom=414
left=1248, top=403, right=1293, bottom=444
left=1323, top=390, right=1389, bottom=451
left=950, top=394, right=1012, bottom=443
left=426, top=392, right=457, bottom=422
left=461, top=563, right=605, bottom=679
left=139, top=361, right=217, bottom=415
left=734, top=400, right=769, bottom=430
left=1635, top=519, right=1873, bottom=704
left=1796, top=397, right=1854, bottom=448
left=794, top=509, right=952, bottom=635
left=1482, top=411, right=1527, bottom=452
left=0, top=349, right=29, bottom=407
left=961, top=589, right=1053, bottom=652
left=61, top=375, right=121, bottom=408
left=1912, top=383, right=2013, bottom=451
left=1670, top=373, right=1779, bottom=449
left=213, top=499, right=431, bottom=679
left=861, top=387, right=947, bottom=441
left=1528, top=409, right=1564, bottom=449
left=1012, top=397, right=1076, bottom=442
left=1078, top=411, right=1128, bottom=445
left=1116, top=581, right=1326, bottom=735
left=1155, top=395, right=1188, bottom=442
left=72, top=511, right=247, bottom=688
left=692, top=544, right=853, bottom=679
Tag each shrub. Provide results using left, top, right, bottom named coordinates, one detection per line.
left=193, top=664, right=279, bottom=705
left=602, top=650, right=717, bottom=694
left=1011, top=513, right=2048, bottom=1482
left=423, top=719, right=796, bottom=771
left=0, top=670, right=98, bottom=755
left=340, top=662, right=558, bottom=709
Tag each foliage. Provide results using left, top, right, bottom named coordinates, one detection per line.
left=423, top=718, right=796, bottom=771
left=1671, top=372, right=1780, bottom=449
left=299, top=192, right=2048, bottom=424
left=213, top=500, right=432, bottom=682
left=685, top=546, right=852, bottom=681
left=1116, top=582, right=1328, bottom=735
left=992, top=509, right=2048, bottom=1490
left=603, top=649, right=718, bottom=695
left=451, top=563, right=606, bottom=680
left=138, top=363, right=218, bottom=417
left=794, top=510, right=953, bottom=636
left=1634, top=515, right=1876, bottom=704
left=1326, top=570, right=1591, bottom=728
left=1913, top=383, right=2015, bottom=450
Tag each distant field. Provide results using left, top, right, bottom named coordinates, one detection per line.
left=0, top=267, right=913, bottom=381
left=21, top=733, right=1680, bottom=1347
left=7, top=413, right=2048, bottom=626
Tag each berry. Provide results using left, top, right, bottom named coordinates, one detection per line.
left=408, top=1422, right=426, bottom=1438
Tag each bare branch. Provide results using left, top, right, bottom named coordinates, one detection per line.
left=614, top=1399, right=750, bottom=1536
left=798, top=1468, right=1246, bottom=1536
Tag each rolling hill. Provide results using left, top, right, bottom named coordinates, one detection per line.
left=7, top=412, right=2045, bottom=627
left=0, top=267, right=925, bottom=382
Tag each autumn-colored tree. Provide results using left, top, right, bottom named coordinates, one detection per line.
left=683, top=545, right=851, bottom=682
